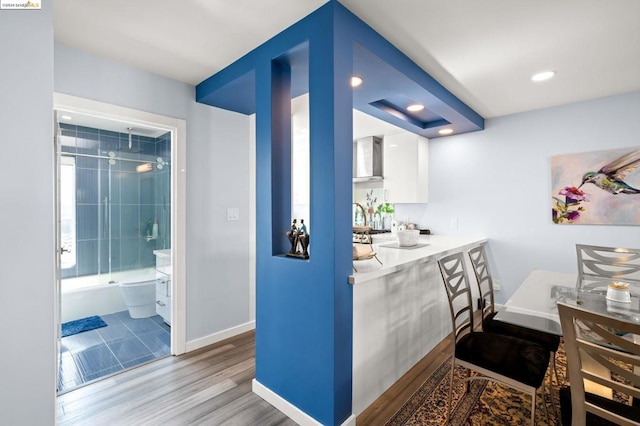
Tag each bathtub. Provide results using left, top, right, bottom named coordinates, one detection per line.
left=61, top=268, right=156, bottom=323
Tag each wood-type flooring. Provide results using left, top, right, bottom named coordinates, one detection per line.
left=57, top=329, right=451, bottom=425
left=57, top=331, right=296, bottom=426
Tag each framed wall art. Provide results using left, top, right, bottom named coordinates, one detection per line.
left=551, top=147, right=640, bottom=225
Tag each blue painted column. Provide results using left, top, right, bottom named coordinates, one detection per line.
left=254, top=4, right=353, bottom=425
left=308, top=5, right=355, bottom=422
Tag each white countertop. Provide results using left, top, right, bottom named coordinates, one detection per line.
left=349, top=234, right=487, bottom=285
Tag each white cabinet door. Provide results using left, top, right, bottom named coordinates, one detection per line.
left=383, top=133, right=428, bottom=203
left=156, top=276, right=171, bottom=325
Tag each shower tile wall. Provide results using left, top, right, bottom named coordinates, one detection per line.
left=59, top=123, right=171, bottom=279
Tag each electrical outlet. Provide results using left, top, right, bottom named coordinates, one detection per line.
left=449, top=218, right=458, bottom=229
left=494, top=279, right=501, bottom=291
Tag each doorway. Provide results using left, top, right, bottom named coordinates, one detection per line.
left=54, top=94, right=186, bottom=394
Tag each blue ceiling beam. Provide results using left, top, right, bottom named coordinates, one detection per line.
left=196, top=3, right=484, bottom=139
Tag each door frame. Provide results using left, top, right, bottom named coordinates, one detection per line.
left=53, top=93, right=187, bottom=356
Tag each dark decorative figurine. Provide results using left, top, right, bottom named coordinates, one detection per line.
left=286, top=218, right=309, bottom=259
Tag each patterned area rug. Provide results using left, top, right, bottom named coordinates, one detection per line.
left=385, top=346, right=567, bottom=425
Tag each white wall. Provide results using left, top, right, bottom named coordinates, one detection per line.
left=425, top=91, right=640, bottom=303
left=185, top=102, right=251, bottom=340
left=0, top=5, right=56, bottom=425
left=54, top=45, right=252, bottom=343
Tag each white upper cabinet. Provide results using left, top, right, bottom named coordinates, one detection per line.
left=383, top=133, right=429, bottom=203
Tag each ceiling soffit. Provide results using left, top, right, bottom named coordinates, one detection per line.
left=196, top=2, right=483, bottom=139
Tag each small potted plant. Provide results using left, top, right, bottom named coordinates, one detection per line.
left=376, top=202, right=395, bottom=230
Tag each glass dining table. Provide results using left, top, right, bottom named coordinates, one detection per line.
left=494, top=269, right=640, bottom=398
left=494, top=269, right=640, bottom=336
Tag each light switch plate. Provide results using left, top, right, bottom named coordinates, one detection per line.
left=227, top=207, right=239, bottom=221
left=449, top=218, right=458, bottom=229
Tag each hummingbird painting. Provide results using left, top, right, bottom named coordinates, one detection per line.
left=579, top=150, right=640, bottom=194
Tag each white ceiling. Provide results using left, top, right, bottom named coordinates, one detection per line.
left=54, top=0, right=640, bottom=120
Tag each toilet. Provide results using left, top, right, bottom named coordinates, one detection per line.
left=119, top=276, right=156, bottom=318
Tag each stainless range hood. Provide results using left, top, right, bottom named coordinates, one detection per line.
left=353, top=136, right=383, bottom=183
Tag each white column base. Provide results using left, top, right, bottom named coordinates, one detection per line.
left=252, top=379, right=356, bottom=426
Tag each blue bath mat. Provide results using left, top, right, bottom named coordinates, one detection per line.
left=61, top=315, right=107, bottom=338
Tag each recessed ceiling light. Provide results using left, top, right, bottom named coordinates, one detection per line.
left=351, top=76, right=363, bottom=87
left=531, top=71, right=556, bottom=82
left=438, top=128, right=454, bottom=135
left=407, top=103, right=424, bottom=112
left=61, top=115, right=72, bottom=120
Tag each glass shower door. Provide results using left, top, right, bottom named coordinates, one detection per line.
left=59, top=156, right=77, bottom=271
left=56, top=117, right=172, bottom=288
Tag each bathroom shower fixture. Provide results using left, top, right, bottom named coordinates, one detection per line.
left=117, top=127, right=143, bottom=153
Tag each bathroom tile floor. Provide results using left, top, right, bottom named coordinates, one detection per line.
left=58, top=311, right=170, bottom=394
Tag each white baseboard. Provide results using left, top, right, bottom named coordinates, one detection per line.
left=341, top=414, right=357, bottom=426
left=252, top=379, right=356, bottom=426
left=185, top=321, right=255, bottom=352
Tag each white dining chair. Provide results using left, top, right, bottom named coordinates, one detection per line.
left=557, top=301, right=640, bottom=425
